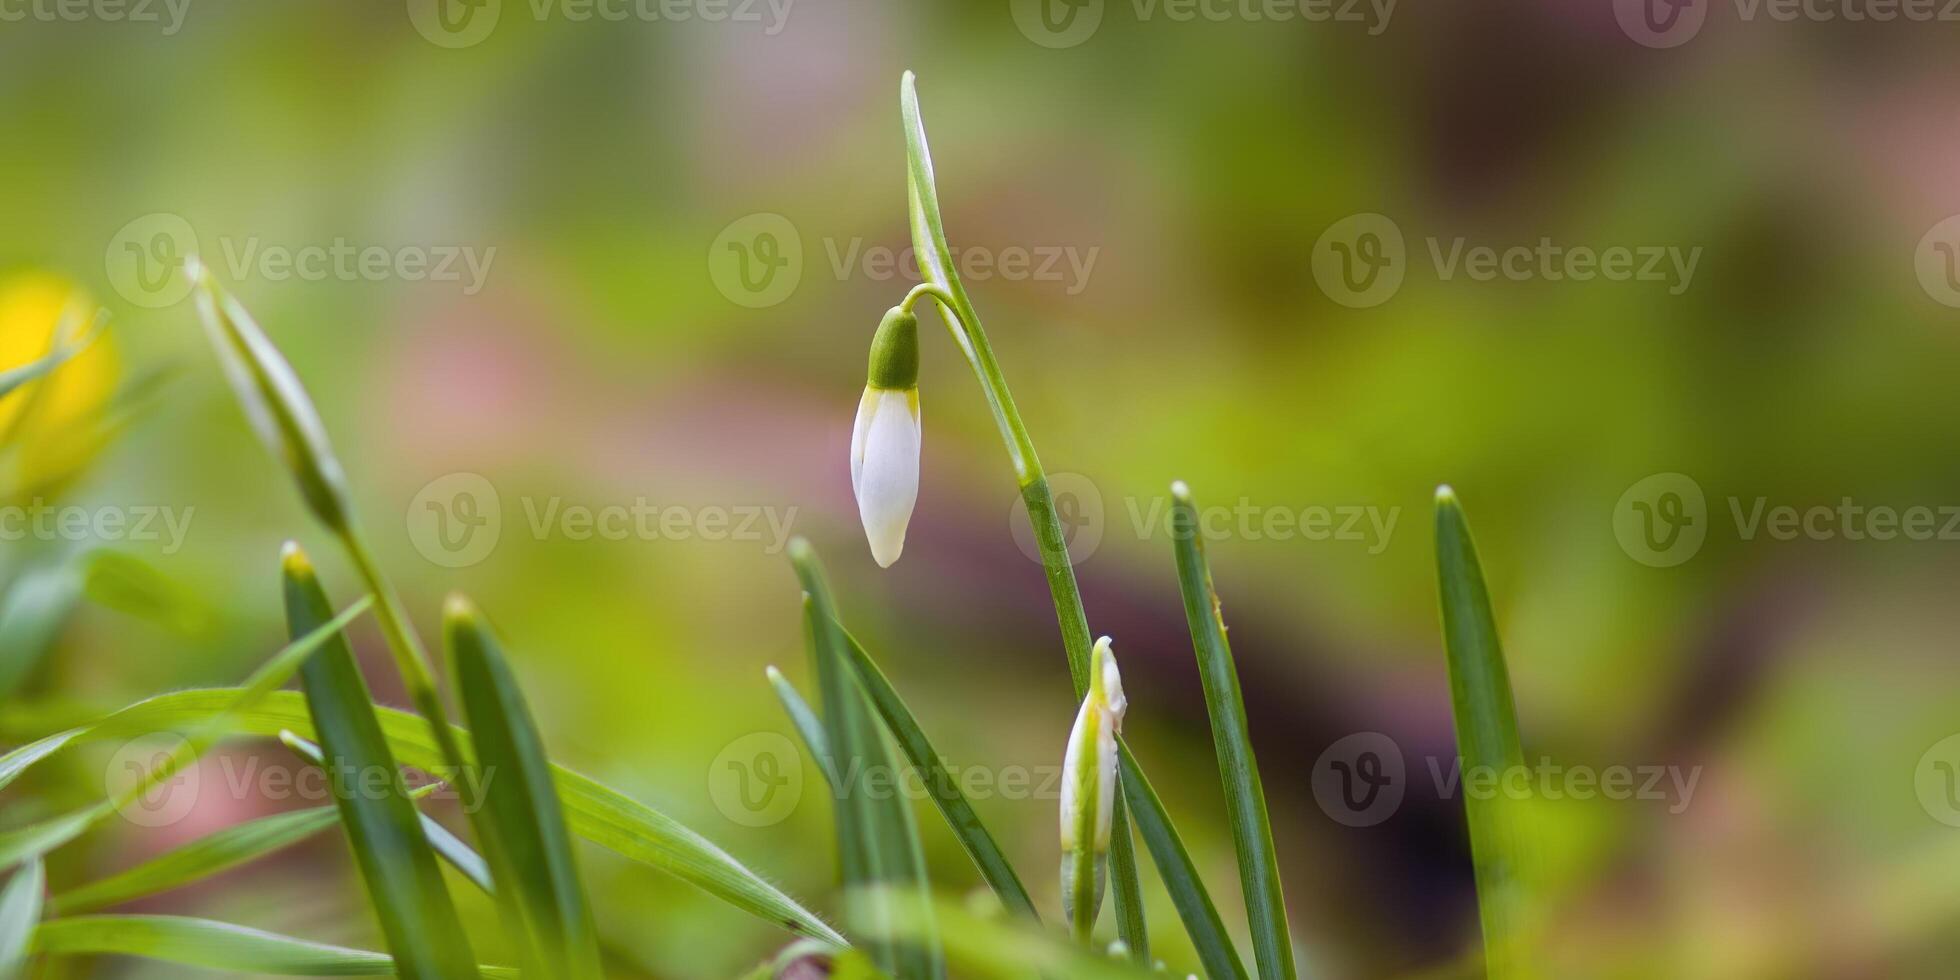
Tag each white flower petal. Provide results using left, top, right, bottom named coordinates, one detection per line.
left=851, top=388, right=920, bottom=568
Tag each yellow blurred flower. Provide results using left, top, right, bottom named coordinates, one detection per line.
left=0, top=272, right=120, bottom=493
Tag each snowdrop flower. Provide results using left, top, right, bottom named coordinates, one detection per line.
left=851, top=305, right=921, bottom=567
left=1060, top=636, right=1126, bottom=937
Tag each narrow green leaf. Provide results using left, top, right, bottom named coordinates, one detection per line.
left=0, top=858, right=44, bottom=977
left=765, top=665, right=840, bottom=791
left=827, top=625, right=1038, bottom=922
left=445, top=594, right=604, bottom=980
left=789, top=540, right=941, bottom=979
left=30, top=915, right=516, bottom=977
left=187, top=261, right=352, bottom=533
left=0, top=730, right=82, bottom=796
left=0, top=597, right=373, bottom=868
left=1433, top=486, right=1534, bottom=979
left=1168, top=482, right=1293, bottom=980
left=0, top=561, right=84, bottom=703
left=49, top=807, right=338, bottom=916
left=1106, top=808, right=1146, bottom=963
left=279, top=732, right=495, bottom=897
left=13, top=688, right=842, bottom=945
left=877, top=891, right=1162, bottom=980
left=1118, top=742, right=1249, bottom=980
left=284, top=544, right=477, bottom=979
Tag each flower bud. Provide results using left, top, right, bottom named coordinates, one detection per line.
left=850, top=306, right=921, bottom=568
left=1060, top=636, right=1125, bottom=938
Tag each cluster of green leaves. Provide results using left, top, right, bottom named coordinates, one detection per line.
left=0, top=272, right=844, bottom=976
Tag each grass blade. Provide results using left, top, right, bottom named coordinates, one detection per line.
left=790, top=540, right=941, bottom=978
left=765, top=665, right=839, bottom=791
left=1433, top=486, right=1535, bottom=978
left=278, top=732, right=495, bottom=897
left=49, top=807, right=338, bottom=915
left=828, top=624, right=1038, bottom=922
left=284, top=545, right=478, bottom=979
left=1118, top=742, right=1249, bottom=980
left=445, top=595, right=605, bottom=980
left=30, top=915, right=516, bottom=977
left=0, top=596, right=372, bottom=869
left=0, top=858, right=43, bottom=977
left=0, top=561, right=84, bottom=703
left=1168, top=483, right=1293, bottom=979
left=12, top=687, right=843, bottom=945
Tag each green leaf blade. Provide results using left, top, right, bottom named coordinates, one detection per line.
left=1433, top=486, right=1534, bottom=979
left=1168, top=483, right=1293, bottom=980
left=49, top=806, right=339, bottom=916
left=789, top=540, right=942, bottom=979
left=444, top=595, right=604, bottom=980
left=828, top=626, right=1038, bottom=922
left=0, top=858, right=45, bottom=977
left=283, top=544, right=478, bottom=980
left=30, top=915, right=515, bottom=978
left=1118, top=742, right=1249, bottom=980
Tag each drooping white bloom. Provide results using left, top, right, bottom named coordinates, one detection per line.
left=850, top=386, right=920, bottom=568
left=1061, top=636, right=1125, bottom=934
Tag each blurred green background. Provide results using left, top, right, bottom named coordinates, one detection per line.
left=5, top=1, right=1960, bottom=976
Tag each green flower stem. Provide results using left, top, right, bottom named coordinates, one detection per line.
left=338, top=527, right=477, bottom=805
